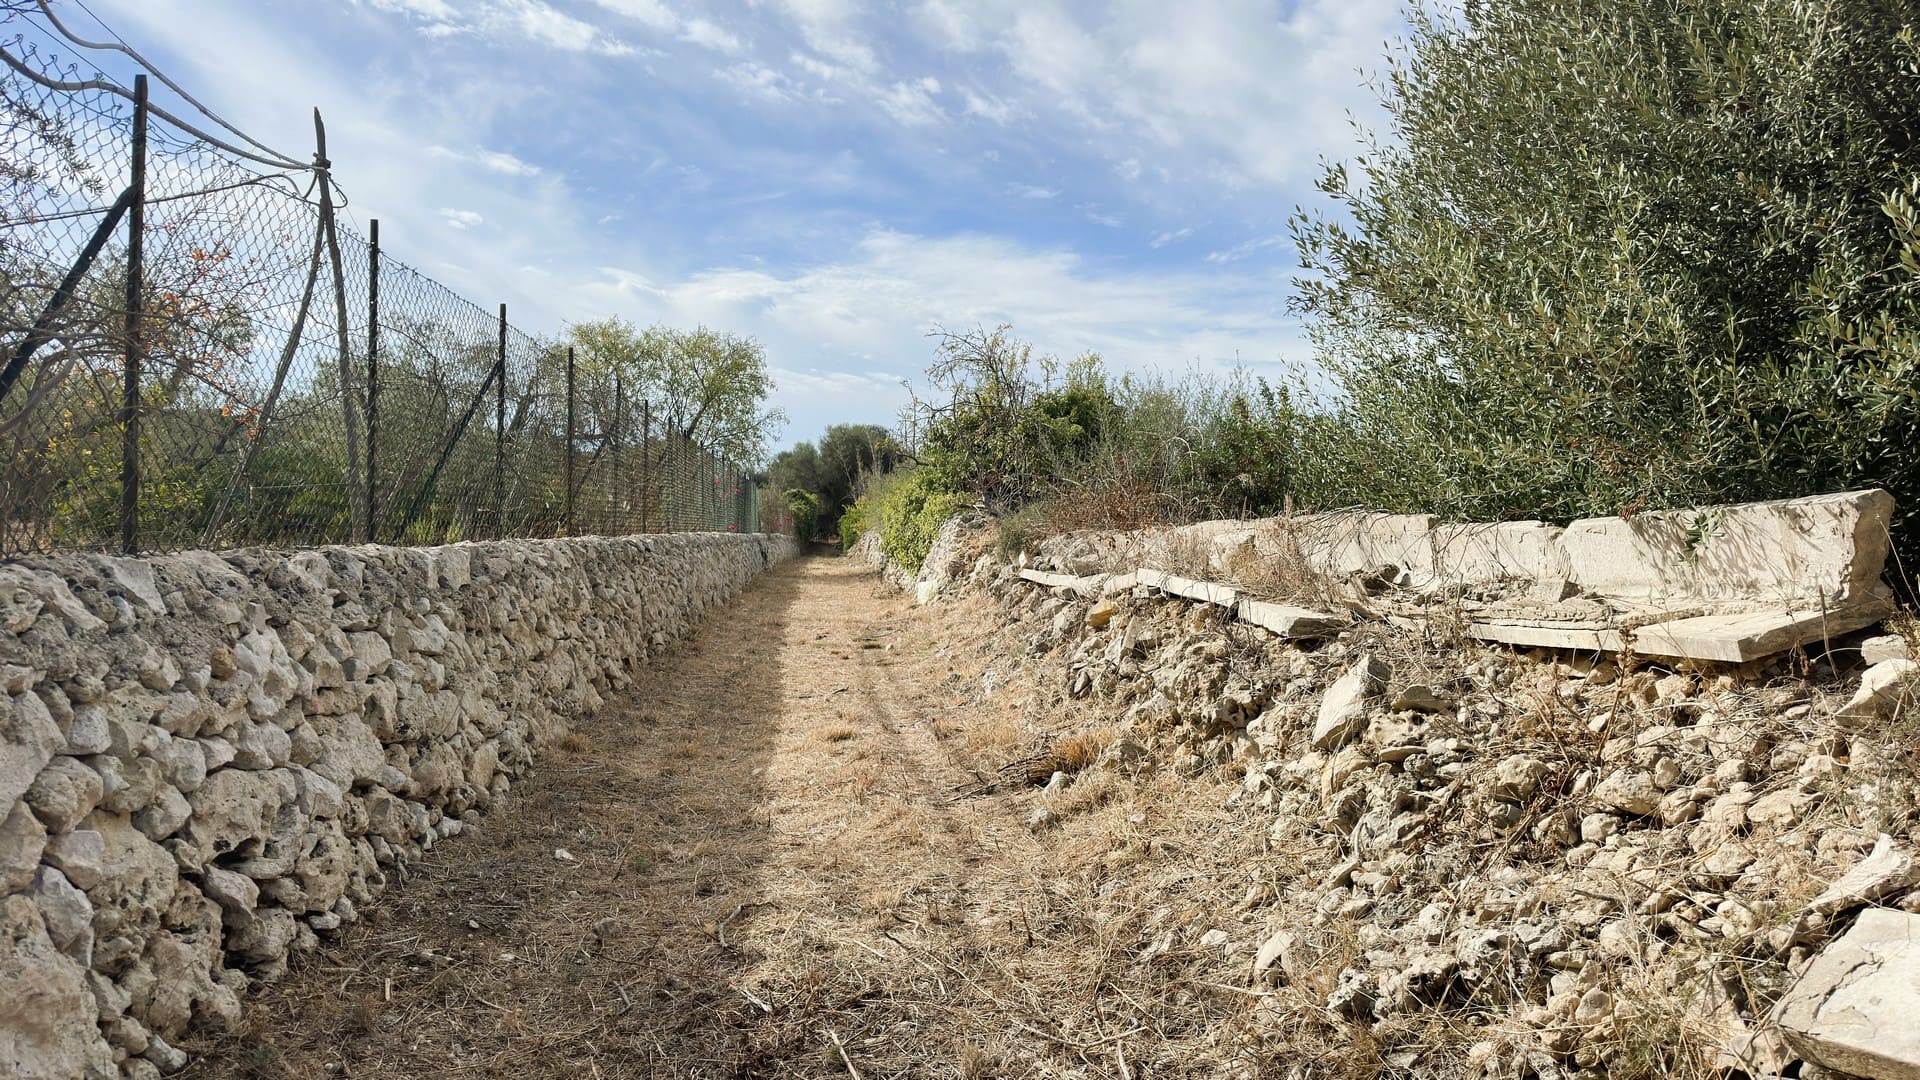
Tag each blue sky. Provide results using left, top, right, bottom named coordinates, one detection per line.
left=40, top=0, right=1404, bottom=450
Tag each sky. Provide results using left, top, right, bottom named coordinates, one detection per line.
left=26, top=0, right=1404, bottom=451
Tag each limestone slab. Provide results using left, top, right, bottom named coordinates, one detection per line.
left=1773, top=907, right=1920, bottom=1080
left=1291, top=512, right=1438, bottom=581
left=1235, top=599, right=1346, bottom=640
left=1153, top=573, right=1237, bottom=608
left=1628, top=601, right=1895, bottom=663
left=1017, top=568, right=1088, bottom=591
left=1563, top=489, right=1895, bottom=609
left=1429, top=520, right=1571, bottom=587
left=1467, top=619, right=1627, bottom=653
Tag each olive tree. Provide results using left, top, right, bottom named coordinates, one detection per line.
left=1291, top=0, right=1920, bottom=544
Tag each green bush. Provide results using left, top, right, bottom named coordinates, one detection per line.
left=840, top=468, right=969, bottom=570
left=783, top=488, right=822, bottom=540
left=838, top=499, right=869, bottom=550
left=876, top=470, right=969, bottom=570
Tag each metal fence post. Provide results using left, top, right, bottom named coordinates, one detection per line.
left=639, top=398, right=650, bottom=533
left=365, top=218, right=379, bottom=543
left=611, top=370, right=623, bottom=535
left=119, top=74, right=148, bottom=555
left=494, top=302, right=506, bottom=537
left=564, top=345, right=575, bottom=534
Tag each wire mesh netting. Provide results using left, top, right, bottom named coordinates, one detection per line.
left=1, top=11, right=760, bottom=556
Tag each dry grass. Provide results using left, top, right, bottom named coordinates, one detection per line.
left=179, top=548, right=1885, bottom=1080
left=184, top=557, right=1293, bottom=1079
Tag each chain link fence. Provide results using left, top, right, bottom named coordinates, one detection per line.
left=1, top=9, right=761, bottom=557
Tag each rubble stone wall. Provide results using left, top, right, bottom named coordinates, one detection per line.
left=0, top=531, right=796, bottom=1079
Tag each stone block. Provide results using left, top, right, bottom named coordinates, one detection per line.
left=1629, top=602, right=1895, bottom=664
left=1235, top=599, right=1346, bottom=640
left=1562, top=489, right=1895, bottom=609
left=1153, top=573, right=1237, bottom=608
left=1290, top=512, right=1438, bottom=582
left=1429, top=520, right=1571, bottom=587
left=1774, top=907, right=1920, bottom=1080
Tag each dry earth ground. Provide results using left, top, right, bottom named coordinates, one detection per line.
left=183, top=555, right=1290, bottom=1080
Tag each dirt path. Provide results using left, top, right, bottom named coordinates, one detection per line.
left=184, top=556, right=1069, bottom=1079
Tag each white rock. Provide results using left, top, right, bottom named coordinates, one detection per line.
left=25, top=866, right=93, bottom=963
left=1493, top=755, right=1549, bottom=801
left=198, top=865, right=260, bottom=926
left=1591, top=769, right=1660, bottom=816
left=1774, top=908, right=1920, bottom=1080
left=1861, top=634, right=1912, bottom=664
left=196, top=736, right=236, bottom=772
left=1573, top=987, right=1614, bottom=1025
left=1807, top=834, right=1919, bottom=915
left=1252, top=929, right=1301, bottom=986
left=1835, top=659, right=1917, bottom=729
left=156, top=739, right=206, bottom=794
left=1579, top=812, right=1620, bottom=845
left=41, top=828, right=105, bottom=889
left=0, top=801, right=48, bottom=894
left=2, top=687, right=65, bottom=809
left=23, top=756, right=103, bottom=834
left=230, top=721, right=292, bottom=770
left=1312, top=655, right=1389, bottom=751
left=183, top=769, right=283, bottom=861
left=143, top=1033, right=189, bottom=1074
left=0, top=893, right=116, bottom=1079
left=60, top=701, right=110, bottom=756
left=132, top=785, right=191, bottom=842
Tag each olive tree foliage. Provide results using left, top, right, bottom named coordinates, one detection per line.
left=769, top=422, right=901, bottom=531
left=565, top=317, right=784, bottom=466
left=1290, top=0, right=1920, bottom=539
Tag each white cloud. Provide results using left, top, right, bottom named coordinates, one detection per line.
left=361, top=0, right=458, bottom=21
left=429, top=145, right=543, bottom=176
left=917, top=0, right=1399, bottom=189
left=478, top=150, right=541, bottom=176
left=1150, top=227, right=1193, bottom=248
left=1010, top=183, right=1058, bottom=200
left=722, top=62, right=801, bottom=102
left=913, top=0, right=983, bottom=52
left=485, top=0, right=634, bottom=54
left=877, top=77, right=943, bottom=126
left=960, top=87, right=1015, bottom=124
left=1205, top=234, right=1287, bottom=263
left=773, top=0, right=880, bottom=75
left=590, top=0, right=679, bottom=32
left=589, top=0, right=744, bottom=53
left=576, top=228, right=1308, bottom=434
left=440, top=208, right=486, bottom=229
left=679, top=18, right=743, bottom=53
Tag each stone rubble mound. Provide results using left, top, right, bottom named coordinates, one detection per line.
left=959, top=518, right=1920, bottom=1080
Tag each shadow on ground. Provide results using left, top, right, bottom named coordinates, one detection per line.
left=184, top=556, right=806, bottom=1078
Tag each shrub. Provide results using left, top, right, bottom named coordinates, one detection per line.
left=838, top=499, right=869, bottom=550
left=839, top=468, right=969, bottom=571
left=1291, top=0, right=1920, bottom=542
left=875, top=470, right=969, bottom=570
left=783, top=488, right=822, bottom=541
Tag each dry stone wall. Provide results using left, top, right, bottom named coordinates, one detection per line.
left=0, top=532, right=795, bottom=1079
